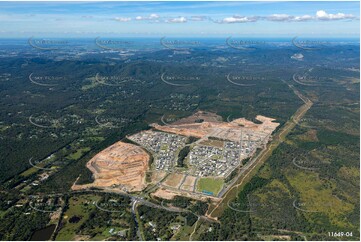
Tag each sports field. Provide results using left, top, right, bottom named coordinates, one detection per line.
left=196, top=178, right=224, bottom=196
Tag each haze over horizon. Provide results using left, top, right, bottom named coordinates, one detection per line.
left=0, top=1, right=359, bottom=38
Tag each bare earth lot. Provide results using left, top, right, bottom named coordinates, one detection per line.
left=180, top=175, right=197, bottom=191
left=149, top=170, right=167, bottom=184
left=72, top=141, right=149, bottom=192
left=152, top=187, right=220, bottom=202
left=163, top=173, right=185, bottom=188
left=151, top=114, right=279, bottom=142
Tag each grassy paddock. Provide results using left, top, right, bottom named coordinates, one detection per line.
left=196, top=178, right=224, bottom=196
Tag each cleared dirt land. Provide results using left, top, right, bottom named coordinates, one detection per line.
left=163, top=173, right=185, bottom=188
left=149, top=170, right=167, bottom=184
left=72, top=141, right=149, bottom=192
left=152, top=113, right=279, bottom=142
left=153, top=188, right=178, bottom=200
left=153, top=187, right=220, bottom=202
left=180, top=175, right=197, bottom=191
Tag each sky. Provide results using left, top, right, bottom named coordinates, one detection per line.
left=0, top=1, right=359, bottom=38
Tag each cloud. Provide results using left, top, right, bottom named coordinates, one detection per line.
left=149, top=14, right=160, bottom=19
left=166, top=16, right=187, bottom=23
left=113, top=10, right=356, bottom=24
left=114, top=17, right=131, bottom=22
left=135, top=13, right=160, bottom=21
left=217, top=15, right=259, bottom=23
left=266, top=10, right=355, bottom=22
left=266, top=14, right=295, bottom=22
left=267, top=14, right=313, bottom=22
left=293, top=15, right=313, bottom=21
left=190, top=16, right=208, bottom=21
left=316, top=10, right=355, bottom=20
left=267, top=14, right=293, bottom=22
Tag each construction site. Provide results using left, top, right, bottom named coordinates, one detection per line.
left=75, top=111, right=279, bottom=201
left=72, top=141, right=149, bottom=192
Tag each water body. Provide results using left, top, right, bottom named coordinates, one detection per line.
left=29, top=224, right=56, bottom=241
